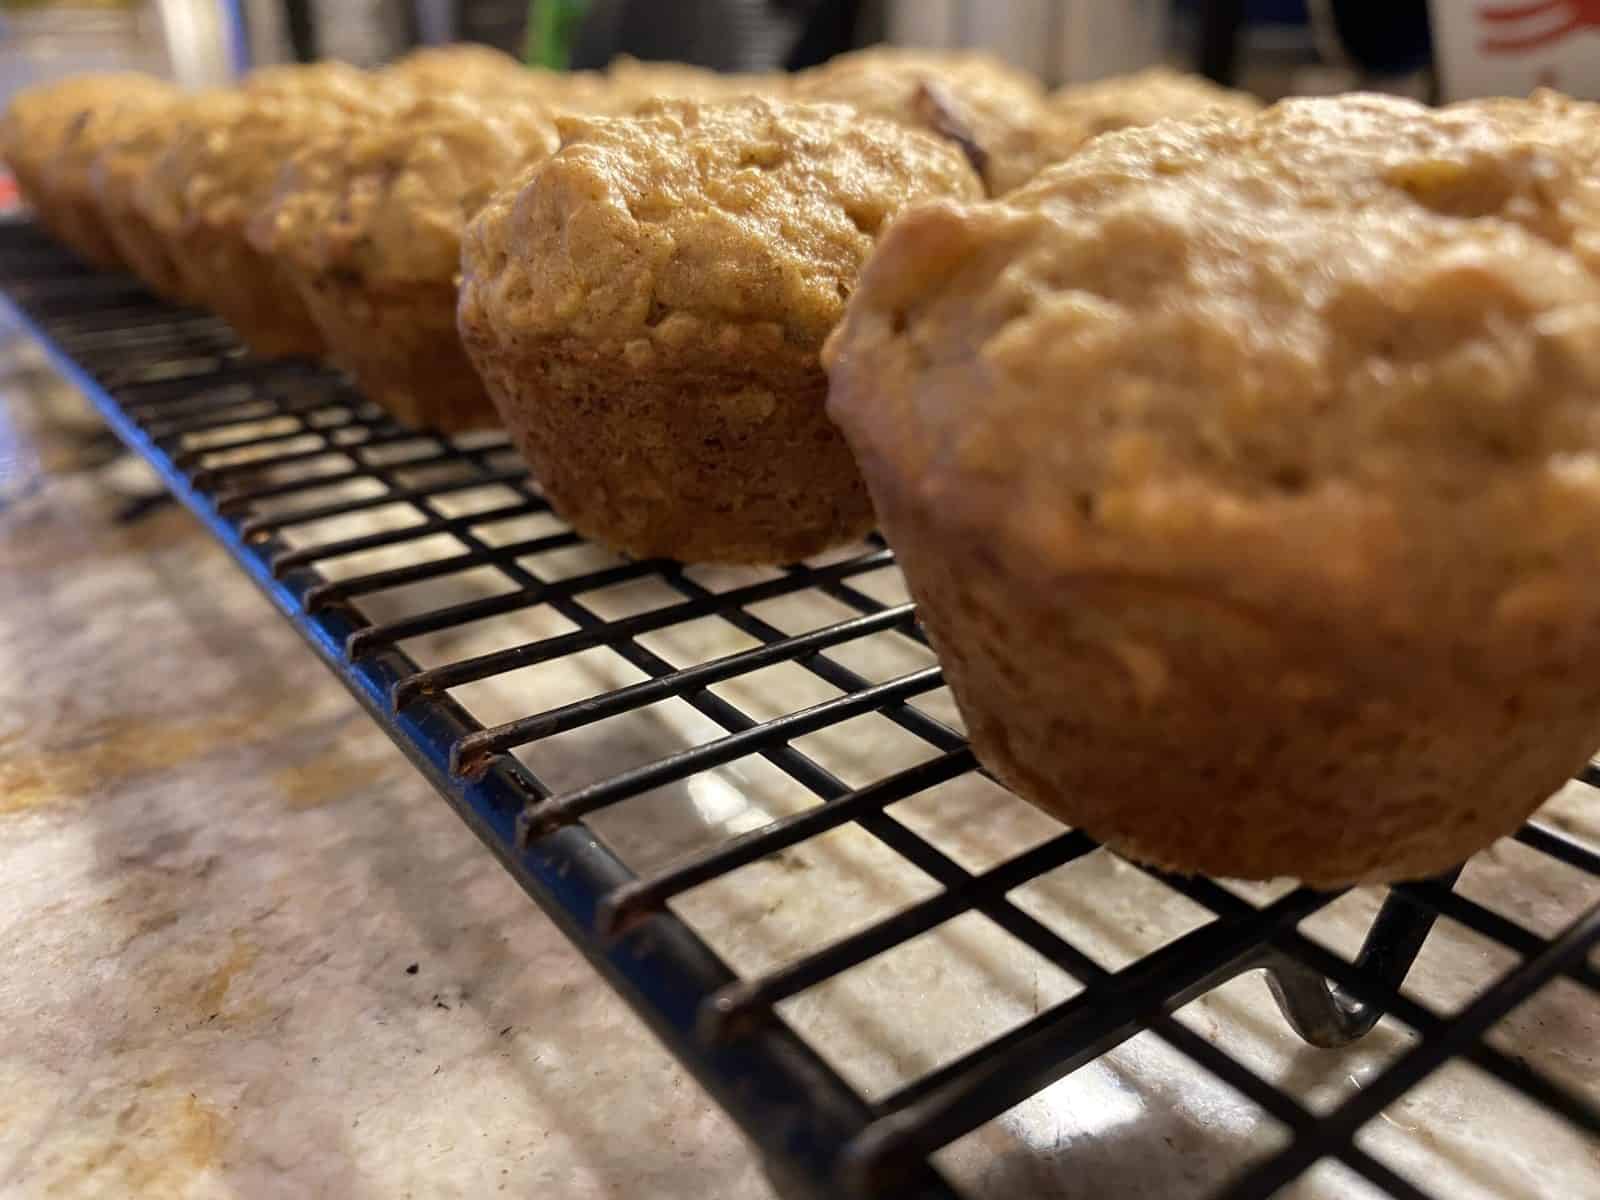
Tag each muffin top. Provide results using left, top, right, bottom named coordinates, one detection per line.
left=383, top=43, right=605, bottom=107
left=384, top=43, right=529, bottom=90
left=791, top=46, right=1046, bottom=193
left=0, top=73, right=175, bottom=182
left=251, top=92, right=560, bottom=285
left=42, top=76, right=181, bottom=200
left=987, top=66, right=1262, bottom=194
left=460, top=95, right=983, bottom=363
left=826, top=93, right=1600, bottom=624
left=595, top=55, right=781, bottom=112
left=136, top=89, right=383, bottom=238
left=241, top=60, right=399, bottom=109
left=386, top=49, right=775, bottom=114
left=1045, top=66, right=1260, bottom=141
left=92, top=93, right=197, bottom=209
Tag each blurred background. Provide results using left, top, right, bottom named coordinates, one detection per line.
left=0, top=1, right=1594, bottom=109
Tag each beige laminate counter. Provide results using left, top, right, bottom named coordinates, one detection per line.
left=0, top=325, right=772, bottom=1198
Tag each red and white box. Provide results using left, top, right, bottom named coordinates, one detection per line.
left=1432, top=0, right=1600, bottom=99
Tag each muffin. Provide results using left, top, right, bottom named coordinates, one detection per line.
left=824, top=93, right=1600, bottom=885
left=92, top=92, right=205, bottom=302
left=598, top=55, right=781, bottom=112
left=459, top=96, right=982, bottom=563
left=240, top=59, right=394, bottom=108
left=385, top=43, right=535, bottom=91
left=135, top=86, right=388, bottom=357
left=251, top=92, right=560, bottom=430
left=33, top=76, right=181, bottom=275
left=791, top=46, right=1045, bottom=195
left=990, top=65, right=1262, bottom=194
left=1046, top=65, right=1260, bottom=140
left=1454, top=85, right=1600, bottom=157
left=384, top=43, right=609, bottom=109
left=0, top=72, right=176, bottom=268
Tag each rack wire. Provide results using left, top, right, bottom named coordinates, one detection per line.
left=4, top=217, right=1597, bottom=1200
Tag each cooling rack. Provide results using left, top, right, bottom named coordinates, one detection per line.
left=3, top=217, right=1597, bottom=1200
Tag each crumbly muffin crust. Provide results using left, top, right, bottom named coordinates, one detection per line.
left=383, top=44, right=611, bottom=109
left=597, top=55, right=782, bottom=113
left=466, top=96, right=981, bottom=353
left=0, top=73, right=176, bottom=267
left=1046, top=65, right=1261, bottom=140
left=826, top=92, right=1600, bottom=883
left=241, top=60, right=398, bottom=109
left=383, top=43, right=532, bottom=91
left=136, top=88, right=387, bottom=357
left=252, top=92, right=559, bottom=428
left=990, top=65, right=1263, bottom=195
left=791, top=46, right=1046, bottom=194
left=386, top=46, right=775, bottom=114
left=92, top=93, right=210, bottom=301
left=460, top=95, right=982, bottom=562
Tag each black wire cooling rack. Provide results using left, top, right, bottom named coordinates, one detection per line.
left=4, top=217, right=1598, bottom=1200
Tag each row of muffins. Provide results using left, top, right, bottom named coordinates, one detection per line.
left=10, top=49, right=1598, bottom=888
left=0, top=45, right=1255, bottom=561
left=454, top=78, right=1600, bottom=886
left=0, top=44, right=1255, bottom=453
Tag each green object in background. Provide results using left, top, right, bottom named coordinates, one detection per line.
left=525, top=0, right=592, bottom=70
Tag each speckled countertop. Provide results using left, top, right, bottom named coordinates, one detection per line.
left=1, top=315, right=1597, bottom=1200
left=0, top=325, right=772, bottom=1198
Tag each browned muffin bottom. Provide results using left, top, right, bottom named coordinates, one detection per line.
left=459, top=96, right=983, bottom=563
left=251, top=92, right=559, bottom=431
left=470, top=342, right=860, bottom=563
left=310, top=281, right=490, bottom=428
left=825, top=93, right=1600, bottom=885
left=791, top=45, right=1045, bottom=195
left=0, top=73, right=176, bottom=268
left=135, top=86, right=390, bottom=358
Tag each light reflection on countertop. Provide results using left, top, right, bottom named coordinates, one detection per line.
left=0, top=318, right=773, bottom=1199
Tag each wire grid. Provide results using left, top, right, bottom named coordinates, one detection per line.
left=3, top=217, right=1598, bottom=1200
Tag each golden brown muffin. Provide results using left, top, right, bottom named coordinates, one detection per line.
left=241, top=59, right=396, bottom=108
left=825, top=93, right=1600, bottom=885
left=1452, top=86, right=1600, bottom=164
left=384, top=43, right=609, bottom=108
left=396, top=49, right=779, bottom=113
left=92, top=91, right=207, bottom=302
left=598, top=55, right=781, bottom=112
left=1046, top=65, right=1260, bottom=139
left=0, top=73, right=176, bottom=267
left=386, top=46, right=772, bottom=113
left=44, top=77, right=183, bottom=277
left=384, top=43, right=531, bottom=90
left=791, top=45, right=1045, bottom=195
left=135, top=87, right=389, bottom=358
left=459, top=96, right=983, bottom=563
left=990, top=65, right=1263, bottom=195
left=251, top=93, right=559, bottom=430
